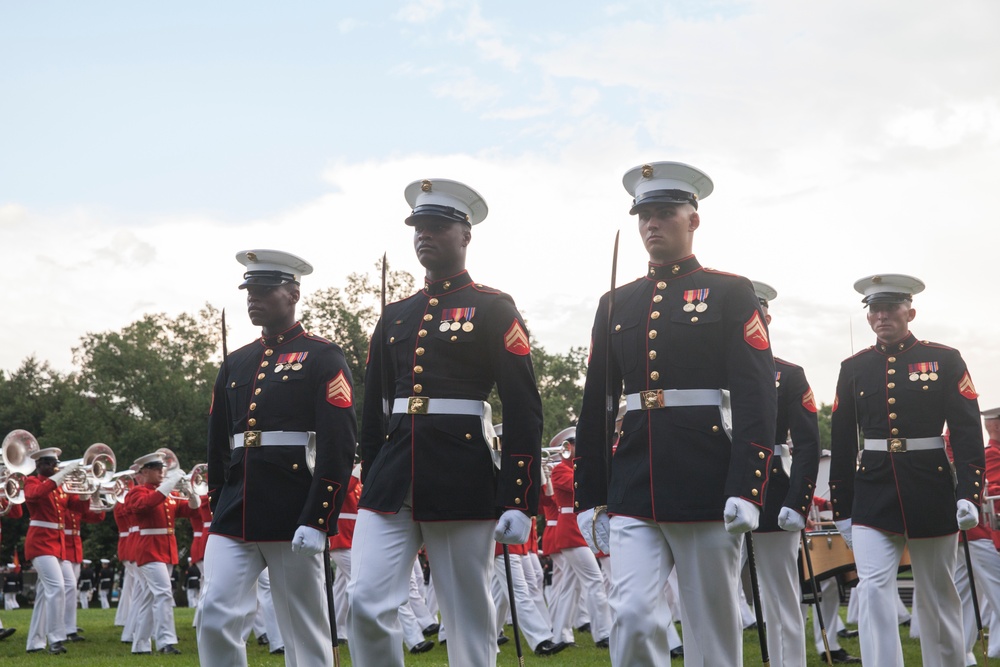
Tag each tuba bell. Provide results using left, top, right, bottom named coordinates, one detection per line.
left=156, top=447, right=193, bottom=498
left=61, top=443, right=117, bottom=495
left=2, top=429, right=40, bottom=504
left=188, top=463, right=208, bottom=497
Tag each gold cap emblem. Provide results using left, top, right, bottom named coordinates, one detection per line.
left=421, top=179, right=433, bottom=192
left=641, top=164, right=654, bottom=178
left=245, top=251, right=258, bottom=262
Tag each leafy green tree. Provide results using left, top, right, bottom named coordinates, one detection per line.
left=817, top=402, right=833, bottom=450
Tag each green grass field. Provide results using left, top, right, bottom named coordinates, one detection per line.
left=0, top=605, right=987, bottom=665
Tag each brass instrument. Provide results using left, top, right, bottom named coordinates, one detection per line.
left=61, top=443, right=117, bottom=495
left=188, top=463, right=208, bottom=497
left=156, top=448, right=194, bottom=498
left=2, top=429, right=40, bottom=504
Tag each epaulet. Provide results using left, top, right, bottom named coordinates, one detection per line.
left=386, top=292, right=422, bottom=308
left=613, top=276, right=646, bottom=295
left=773, top=356, right=800, bottom=370
left=471, top=282, right=503, bottom=295
left=304, top=332, right=332, bottom=344
left=702, top=267, right=744, bottom=279
left=918, top=339, right=958, bottom=352
left=844, top=346, right=875, bottom=362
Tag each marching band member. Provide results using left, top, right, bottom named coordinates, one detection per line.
left=350, top=178, right=543, bottom=667
left=574, top=161, right=776, bottom=666
left=23, top=447, right=86, bottom=654
left=124, top=451, right=200, bottom=655
left=830, top=274, right=984, bottom=667
left=63, top=502, right=105, bottom=640
left=200, top=249, right=357, bottom=667
left=749, top=281, right=821, bottom=667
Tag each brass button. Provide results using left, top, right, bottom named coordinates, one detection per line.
left=889, top=412, right=897, bottom=419
left=573, top=481, right=577, bottom=488
left=648, top=350, right=657, bottom=360
left=261, top=361, right=269, bottom=368
left=975, top=494, right=980, bottom=500
left=671, top=265, right=679, bottom=274
left=418, top=329, right=427, bottom=337
left=751, top=489, right=759, bottom=497
left=835, top=511, right=841, bottom=517
left=423, top=314, right=433, bottom=321
left=653, top=294, right=663, bottom=303
left=327, top=486, right=334, bottom=492
left=754, top=470, right=761, bottom=478
left=772, top=468, right=778, bottom=473
left=231, top=381, right=236, bottom=388
left=416, top=347, right=425, bottom=356
left=977, top=470, right=982, bottom=475
left=389, top=337, right=395, bottom=343
left=648, top=330, right=657, bottom=339
left=518, top=461, right=525, bottom=468
left=650, top=371, right=659, bottom=380
left=712, top=425, right=719, bottom=432
left=801, top=506, right=806, bottom=512
left=323, top=502, right=329, bottom=508
left=414, top=384, right=423, bottom=393
left=651, top=311, right=660, bottom=320
left=888, top=397, right=895, bottom=404
left=888, top=369, right=896, bottom=375
left=887, top=382, right=895, bottom=389
left=859, top=391, right=865, bottom=397
left=516, top=498, right=522, bottom=504
left=292, top=464, right=299, bottom=470
left=257, top=373, right=265, bottom=380
left=450, top=336, right=458, bottom=341
left=265, top=349, right=274, bottom=357
left=282, top=375, right=289, bottom=380
left=923, top=385, right=929, bottom=391
left=573, top=464, right=577, bottom=470
left=255, top=388, right=262, bottom=395
left=465, top=433, right=472, bottom=440
left=759, top=452, right=765, bottom=459
left=888, top=356, right=896, bottom=362
left=657, top=281, right=667, bottom=289
left=891, top=428, right=899, bottom=435
left=429, top=298, right=439, bottom=306
left=318, top=518, right=324, bottom=525
left=807, top=483, right=813, bottom=489
left=248, top=418, right=257, bottom=427
left=249, top=402, right=257, bottom=410
left=277, top=335, right=284, bottom=343
left=615, top=324, right=621, bottom=331
left=516, top=478, right=525, bottom=487
left=976, top=482, right=981, bottom=488
left=691, top=316, right=699, bottom=323
left=414, top=365, right=423, bottom=373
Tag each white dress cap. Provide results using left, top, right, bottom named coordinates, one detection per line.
left=751, top=280, right=778, bottom=307
left=982, top=407, right=1000, bottom=420
left=548, top=426, right=577, bottom=450
left=30, top=447, right=63, bottom=460
left=853, top=274, right=925, bottom=305
left=404, top=178, right=489, bottom=226
left=133, top=452, right=166, bottom=468
left=236, top=249, right=313, bottom=289
left=622, top=161, right=714, bottom=214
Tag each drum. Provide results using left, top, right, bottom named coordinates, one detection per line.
left=800, top=529, right=855, bottom=584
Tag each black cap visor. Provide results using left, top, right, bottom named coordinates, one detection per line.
left=239, top=271, right=297, bottom=289
left=629, top=189, right=698, bottom=214
left=405, top=204, right=471, bottom=226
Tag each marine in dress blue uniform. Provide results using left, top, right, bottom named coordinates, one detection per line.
left=348, top=178, right=543, bottom=667
left=198, top=250, right=357, bottom=667
left=574, top=162, right=777, bottom=666
left=829, top=274, right=985, bottom=667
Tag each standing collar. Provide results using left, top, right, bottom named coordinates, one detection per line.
left=875, top=332, right=918, bottom=354
left=259, top=322, right=305, bottom=347
left=646, top=255, right=702, bottom=281
left=423, top=270, right=474, bottom=297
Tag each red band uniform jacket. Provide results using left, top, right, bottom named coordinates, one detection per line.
left=64, top=505, right=106, bottom=564
left=756, top=358, right=820, bottom=532
left=24, top=476, right=90, bottom=560
left=113, top=501, right=135, bottom=563
left=829, top=333, right=985, bottom=537
left=125, top=483, right=200, bottom=566
left=574, top=257, right=777, bottom=521
left=207, top=322, right=358, bottom=541
left=359, top=271, right=544, bottom=520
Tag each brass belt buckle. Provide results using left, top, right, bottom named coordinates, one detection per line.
left=640, top=389, right=665, bottom=410
left=407, top=397, right=429, bottom=415
left=244, top=430, right=262, bottom=447
left=889, top=438, right=906, bottom=453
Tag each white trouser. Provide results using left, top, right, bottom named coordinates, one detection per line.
left=398, top=599, right=427, bottom=650
left=186, top=586, right=199, bottom=608
left=193, top=559, right=207, bottom=629
left=408, top=557, right=437, bottom=630
left=348, top=506, right=496, bottom=667
left=956, top=537, right=1000, bottom=659
left=115, top=562, right=135, bottom=627
left=524, top=552, right=549, bottom=625
left=801, top=576, right=845, bottom=655
left=132, top=561, right=177, bottom=652
left=331, top=548, right=352, bottom=639
left=26, top=555, right=72, bottom=649
left=198, top=535, right=331, bottom=667
left=492, top=552, right=555, bottom=650
left=63, top=561, right=80, bottom=633
left=5, top=592, right=18, bottom=609
left=98, top=589, right=109, bottom=609
left=121, top=561, right=146, bottom=641
left=754, top=530, right=807, bottom=667
left=546, top=552, right=579, bottom=643
left=610, top=516, right=743, bottom=667
left=854, top=526, right=964, bottom=667
left=549, top=546, right=609, bottom=644
left=254, top=568, right=284, bottom=651
left=78, top=588, right=91, bottom=609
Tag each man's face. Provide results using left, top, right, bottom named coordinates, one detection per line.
left=866, top=301, right=915, bottom=345
left=413, top=219, right=470, bottom=272
left=246, top=284, right=298, bottom=329
left=985, top=419, right=1000, bottom=441
left=636, top=203, right=699, bottom=263
left=139, top=465, right=164, bottom=486
left=36, top=458, right=58, bottom=477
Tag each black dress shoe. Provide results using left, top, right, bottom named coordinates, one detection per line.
left=575, top=622, right=591, bottom=634
left=132, top=651, right=152, bottom=655
left=595, top=637, right=610, bottom=648
left=670, top=645, right=684, bottom=658
left=497, top=633, right=509, bottom=646
left=158, top=644, right=182, bottom=654
left=337, top=638, right=348, bottom=646
left=409, top=640, right=434, bottom=654
left=67, top=632, right=85, bottom=642
left=534, top=640, right=567, bottom=656
left=271, top=647, right=286, bottom=655
left=48, top=642, right=67, bottom=654
left=828, top=648, right=862, bottom=664
left=837, top=627, right=859, bottom=638
left=422, top=623, right=440, bottom=637
left=27, top=648, right=44, bottom=653
left=0, top=628, right=16, bottom=641
left=258, top=633, right=269, bottom=646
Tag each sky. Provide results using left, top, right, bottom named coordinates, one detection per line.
left=2, top=0, right=999, bottom=413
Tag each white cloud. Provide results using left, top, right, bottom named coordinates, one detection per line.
left=393, top=0, right=449, bottom=24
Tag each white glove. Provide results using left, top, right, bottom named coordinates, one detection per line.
left=494, top=510, right=531, bottom=545
left=290, top=525, right=327, bottom=556
left=157, top=468, right=183, bottom=496
left=834, top=518, right=853, bottom=549
left=723, top=497, right=760, bottom=535
left=188, top=494, right=202, bottom=509
left=49, top=460, right=81, bottom=486
left=577, top=507, right=611, bottom=554
left=777, top=506, right=806, bottom=532
left=957, top=499, right=980, bottom=531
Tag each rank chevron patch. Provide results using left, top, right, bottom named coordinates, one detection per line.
left=326, top=370, right=353, bottom=408
left=743, top=311, right=770, bottom=350
left=802, top=388, right=818, bottom=413
left=504, top=320, right=531, bottom=356
left=959, top=371, right=978, bottom=400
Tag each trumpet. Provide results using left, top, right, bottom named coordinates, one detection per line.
left=61, top=443, right=117, bottom=496
left=156, top=448, right=195, bottom=499
left=2, top=429, right=40, bottom=505
left=188, top=463, right=208, bottom=497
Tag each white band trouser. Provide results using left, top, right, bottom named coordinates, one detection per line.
left=348, top=499, right=497, bottom=667
left=63, top=560, right=80, bottom=636
left=198, top=535, right=331, bottom=667
left=329, top=548, right=352, bottom=640
left=954, top=536, right=1000, bottom=659
left=753, top=530, right=807, bottom=667
left=491, top=552, right=557, bottom=651
left=25, top=555, right=71, bottom=650
left=131, top=561, right=177, bottom=652
left=609, top=515, right=744, bottom=666
left=853, top=525, right=964, bottom=667
left=546, top=545, right=611, bottom=646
